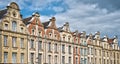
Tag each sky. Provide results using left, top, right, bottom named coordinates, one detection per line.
left=0, top=0, right=120, bottom=45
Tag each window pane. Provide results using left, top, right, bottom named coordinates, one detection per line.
left=21, top=53, right=24, bottom=64
left=4, top=35, right=8, bottom=46
left=20, top=38, right=24, bottom=48
left=12, top=37, right=16, bottom=47
left=12, top=53, right=17, bottom=63
left=4, top=52, right=8, bottom=63
left=12, top=21, right=17, bottom=31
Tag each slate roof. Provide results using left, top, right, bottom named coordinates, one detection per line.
left=42, top=21, right=50, bottom=28
left=0, top=9, right=7, bottom=19
left=23, top=16, right=32, bottom=25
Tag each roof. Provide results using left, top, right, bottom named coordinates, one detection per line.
left=42, top=21, right=50, bottom=28
left=0, top=9, right=7, bottom=19
left=23, top=16, right=32, bottom=25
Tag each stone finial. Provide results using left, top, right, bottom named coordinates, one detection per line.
left=95, top=31, right=100, bottom=35
left=50, top=17, right=56, bottom=21
left=32, top=12, right=40, bottom=17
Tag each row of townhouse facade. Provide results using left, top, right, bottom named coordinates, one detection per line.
left=0, top=2, right=120, bottom=64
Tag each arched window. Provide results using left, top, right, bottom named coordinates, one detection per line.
left=12, top=21, right=17, bottom=31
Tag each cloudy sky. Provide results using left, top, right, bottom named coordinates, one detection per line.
left=0, top=0, right=120, bottom=45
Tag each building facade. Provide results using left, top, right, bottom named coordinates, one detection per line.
left=0, top=2, right=120, bottom=64
left=0, top=2, right=28, bottom=63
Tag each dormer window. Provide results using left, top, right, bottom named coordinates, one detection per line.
left=32, top=29, right=34, bottom=35
left=49, top=33, right=52, bottom=37
left=20, top=27, right=23, bottom=32
left=12, top=21, right=17, bottom=31
left=63, top=37, right=65, bottom=41
left=38, top=31, right=41, bottom=36
left=13, top=12, right=16, bottom=17
left=4, top=24, right=8, bottom=30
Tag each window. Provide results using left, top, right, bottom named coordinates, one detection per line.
left=76, top=47, right=78, bottom=54
left=20, top=38, right=24, bottom=48
left=12, top=53, right=17, bottom=63
left=20, top=27, right=23, bottom=32
left=95, top=49, right=97, bottom=55
left=21, top=53, right=24, bottom=64
left=31, top=53, right=34, bottom=64
left=4, top=52, right=8, bottom=63
left=38, top=54, right=42, bottom=64
left=12, top=37, right=17, bottom=47
left=84, top=48, right=87, bottom=55
left=63, top=36, right=65, bottom=41
left=38, top=41, right=42, bottom=50
left=62, top=44, right=65, bottom=53
left=68, top=46, right=71, bottom=54
left=55, top=55, right=57, bottom=64
left=12, top=21, right=17, bottom=31
left=76, top=57, right=78, bottom=64
left=80, top=48, right=83, bottom=55
left=48, top=42, right=51, bottom=51
left=4, top=35, right=8, bottom=46
left=32, top=29, right=34, bottom=35
left=80, top=58, right=83, bottom=64
left=4, top=24, right=8, bottom=30
left=84, top=58, right=87, bottom=64
left=68, top=37, right=70, bottom=42
left=48, top=55, right=51, bottom=64
left=31, top=40, right=34, bottom=48
left=38, top=31, right=41, bottom=36
left=62, top=56, right=65, bottom=64
left=95, top=58, right=96, bottom=64
left=69, top=57, right=71, bottom=64
left=99, top=59, right=101, bottom=64
left=55, top=44, right=57, bottom=52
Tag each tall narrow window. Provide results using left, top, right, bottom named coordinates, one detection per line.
left=38, top=54, right=42, bottom=64
left=68, top=46, right=71, bottom=54
left=12, top=53, right=17, bottom=63
left=62, top=56, right=65, bottom=64
left=21, top=53, right=24, bottom=64
left=55, top=55, right=57, bottom=64
left=31, top=53, right=34, bottom=64
left=4, top=35, right=8, bottom=46
left=20, top=38, right=24, bottom=48
left=84, top=58, right=87, bottom=64
left=55, top=44, right=57, bottom=52
left=63, top=37, right=65, bottom=41
left=62, top=44, right=65, bottom=53
left=48, top=55, right=51, bottom=64
left=76, top=47, right=78, bottom=54
left=76, top=57, right=78, bottom=64
left=12, top=21, right=17, bottom=31
left=12, top=37, right=17, bottom=47
left=32, top=29, right=34, bottom=35
left=4, top=24, right=8, bottom=30
left=20, top=27, right=23, bottom=32
left=84, top=48, right=87, bottom=55
left=80, top=48, right=83, bottom=55
left=48, top=42, right=51, bottom=51
left=4, top=52, right=8, bottom=63
left=31, top=40, right=34, bottom=48
left=69, top=57, right=71, bottom=64
left=38, top=41, right=42, bottom=50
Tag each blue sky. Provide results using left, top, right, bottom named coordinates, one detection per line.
left=0, top=0, right=120, bottom=45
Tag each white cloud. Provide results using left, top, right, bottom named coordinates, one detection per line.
left=53, top=6, right=64, bottom=13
